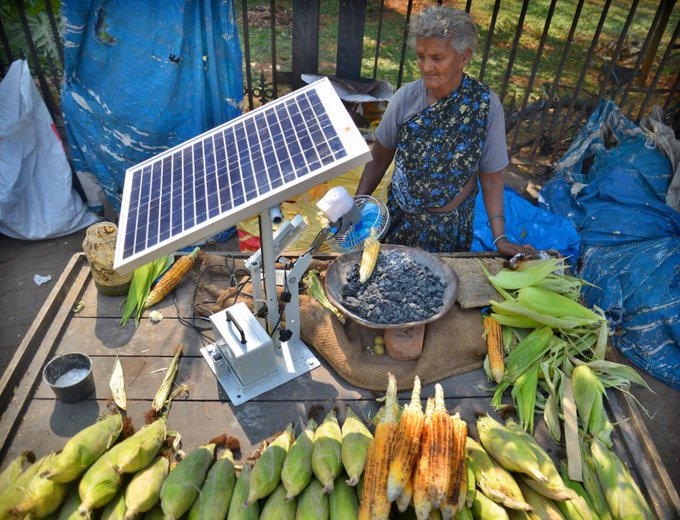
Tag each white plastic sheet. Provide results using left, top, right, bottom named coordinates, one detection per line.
left=0, top=60, right=97, bottom=239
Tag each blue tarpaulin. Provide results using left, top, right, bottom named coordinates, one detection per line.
left=61, top=0, right=244, bottom=214
left=539, top=101, right=680, bottom=389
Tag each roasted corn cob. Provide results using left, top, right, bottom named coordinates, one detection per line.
left=341, top=408, right=373, bottom=487
left=413, top=397, right=435, bottom=520
left=441, top=413, right=468, bottom=518
left=359, top=228, right=380, bottom=283
left=282, top=419, right=316, bottom=500
left=387, top=375, right=424, bottom=502
left=484, top=316, right=505, bottom=383
left=312, top=411, right=344, bottom=494
left=395, top=474, right=414, bottom=513
left=427, top=383, right=454, bottom=508
left=144, top=247, right=200, bottom=308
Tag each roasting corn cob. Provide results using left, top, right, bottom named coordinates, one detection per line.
left=227, top=464, right=259, bottom=520
left=387, top=375, right=424, bottom=502
left=312, top=411, right=343, bottom=494
left=100, top=489, right=126, bottom=520
left=282, top=419, right=316, bottom=500
left=329, top=474, right=359, bottom=520
left=144, top=247, right=200, bottom=308
left=484, top=316, right=505, bottom=383
left=359, top=228, right=380, bottom=283
left=41, top=414, right=123, bottom=483
left=160, top=441, right=216, bottom=519
left=358, top=372, right=398, bottom=520
left=296, top=478, right=329, bottom=520
left=260, top=482, right=297, bottom=520
left=247, top=423, right=295, bottom=504
left=188, top=448, right=236, bottom=520
left=341, top=408, right=373, bottom=487
left=124, top=456, right=169, bottom=519
left=427, top=383, right=454, bottom=508
left=413, top=397, right=435, bottom=520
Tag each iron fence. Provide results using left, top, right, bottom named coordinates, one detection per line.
left=1, top=0, right=678, bottom=168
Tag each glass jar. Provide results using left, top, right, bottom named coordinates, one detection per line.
left=82, top=222, right=132, bottom=296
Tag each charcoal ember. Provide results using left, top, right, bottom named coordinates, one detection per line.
left=341, top=249, right=447, bottom=324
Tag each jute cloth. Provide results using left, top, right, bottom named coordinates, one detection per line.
left=193, top=253, right=499, bottom=391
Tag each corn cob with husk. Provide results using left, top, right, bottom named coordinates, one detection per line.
left=160, top=441, right=217, bottom=520
left=387, top=375, right=424, bottom=502
left=312, top=411, right=343, bottom=494
left=427, top=383, right=454, bottom=508
left=465, top=437, right=531, bottom=512
left=559, top=460, right=597, bottom=518
left=78, top=452, right=123, bottom=516
left=0, top=451, right=35, bottom=490
left=341, top=407, right=373, bottom=487
left=9, top=452, right=69, bottom=518
left=143, top=247, right=200, bottom=308
left=282, top=419, right=316, bottom=500
left=517, top=478, right=564, bottom=520
left=329, top=474, right=358, bottom=520
left=590, top=438, right=653, bottom=520
left=413, top=397, right=435, bottom=520
left=303, top=269, right=346, bottom=323
left=395, top=474, right=414, bottom=513
left=143, top=504, right=164, bottom=519
left=572, top=364, right=613, bottom=447
left=580, top=450, right=613, bottom=520
left=296, top=478, right=329, bottom=519
left=441, top=413, right=468, bottom=519
left=41, top=413, right=123, bottom=483
left=472, top=491, right=510, bottom=519
left=454, top=507, right=474, bottom=520
left=358, top=372, right=398, bottom=520
left=260, top=482, right=297, bottom=520
left=246, top=423, right=294, bottom=505
left=100, top=489, right=126, bottom=520
left=227, top=464, right=259, bottom=520
left=359, top=227, right=380, bottom=283
left=151, top=345, right=183, bottom=415
left=188, top=448, right=236, bottom=520
left=484, top=316, right=505, bottom=383
left=56, top=488, right=82, bottom=520
left=465, top=459, right=476, bottom=508
left=108, top=418, right=167, bottom=474
left=124, top=456, right=169, bottom=519
left=0, top=454, right=49, bottom=519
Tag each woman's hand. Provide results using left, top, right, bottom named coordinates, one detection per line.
left=494, top=236, right=537, bottom=257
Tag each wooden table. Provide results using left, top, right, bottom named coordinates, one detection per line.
left=0, top=253, right=677, bottom=518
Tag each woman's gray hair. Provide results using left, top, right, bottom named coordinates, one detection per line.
left=410, top=6, right=479, bottom=55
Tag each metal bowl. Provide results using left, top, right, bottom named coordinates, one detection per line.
left=324, top=244, right=458, bottom=329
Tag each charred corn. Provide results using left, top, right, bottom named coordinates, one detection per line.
left=517, top=479, right=564, bottom=520
left=472, top=491, right=510, bottom=520
left=160, top=441, right=216, bottom=520
left=341, top=408, right=373, bottom=487
left=79, top=452, right=123, bottom=516
left=124, top=456, right=169, bottom=519
left=100, top=489, right=126, bottom=520
left=0, top=450, right=35, bottom=489
left=10, top=453, right=69, bottom=518
left=260, top=483, right=297, bottom=520
left=413, top=397, right=435, bottom=520
left=329, top=474, right=359, bottom=520
left=358, top=372, right=398, bottom=520
left=359, top=229, right=380, bottom=283
left=247, top=423, right=295, bottom=504
left=312, top=411, right=343, bottom=494
left=427, top=383, right=454, bottom=508
left=188, top=448, right=235, bottom=520
left=441, top=414, right=468, bottom=519
left=282, top=419, right=316, bottom=500
left=144, top=247, right=200, bottom=308
left=41, top=413, right=123, bottom=483
left=296, top=478, right=329, bottom=520
left=109, top=418, right=166, bottom=474
left=395, top=474, right=413, bottom=513
left=227, top=464, right=259, bottom=520
left=484, top=316, right=505, bottom=383
left=387, top=375, right=424, bottom=502
left=465, top=437, right=530, bottom=512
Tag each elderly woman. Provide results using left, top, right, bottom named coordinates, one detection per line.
left=357, top=6, right=535, bottom=256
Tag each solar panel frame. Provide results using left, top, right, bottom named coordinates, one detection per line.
left=114, top=78, right=372, bottom=274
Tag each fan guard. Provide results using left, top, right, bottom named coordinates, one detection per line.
left=330, top=195, right=390, bottom=253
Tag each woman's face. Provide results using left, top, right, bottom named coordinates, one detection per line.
left=415, top=37, right=471, bottom=98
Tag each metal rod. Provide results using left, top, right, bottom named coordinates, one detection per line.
left=478, top=0, right=501, bottom=83
left=372, top=0, right=385, bottom=80
left=396, top=0, right=414, bottom=89
left=509, top=0, right=557, bottom=154
left=241, top=0, right=254, bottom=110
left=499, top=0, right=530, bottom=103
left=270, top=0, right=278, bottom=99
left=530, top=0, right=585, bottom=161
left=551, top=0, right=613, bottom=162
left=637, top=17, right=680, bottom=121
left=43, top=0, right=63, bottom=67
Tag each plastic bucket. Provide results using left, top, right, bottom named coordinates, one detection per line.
left=42, top=353, right=95, bottom=403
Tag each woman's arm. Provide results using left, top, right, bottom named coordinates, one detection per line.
left=356, top=141, right=396, bottom=196
left=479, top=170, right=536, bottom=256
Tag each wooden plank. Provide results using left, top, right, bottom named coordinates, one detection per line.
left=292, top=0, right=320, bottom=90
left=336, top=0, right=367, bottom=80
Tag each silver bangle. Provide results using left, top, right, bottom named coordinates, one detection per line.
left=492, top=234, right=507, bottom=247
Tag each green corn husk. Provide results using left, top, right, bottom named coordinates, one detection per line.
left=487, top=257, right=564, bottom=290
left=471, top=490, right=510, bottom=520
left=580, top=451, right=612, bottom=520
left=516, top=286, right=602, bottom=322
left=465, top=437, right=531, bottom=512
left=572, top=365, right=613, bottom=447
left=124, top=456, right=169, bottom=519
left=341, top=407, right=373, bottom=487
left=500, top=327, right=554, bottom=384
left=0, top=454, right=47, bottom=519
left=0, top=450, right=35, bottom=489
left=559, top=461, right=597, bottom=512
left=6, top=453, right=67, bottom=519
left=246, top=423, right=294, bottom=505
left=143, top=504, right=164, bottom=519
left=465, top=458, right=476, bottom=508
left=281, top=419, right=316, bottom=500
left=557, top=493, right=595, bottom=520
left=260, top=483, right=297, bottom=520
left=311, top=410, right=343, bottom=494
left=100, top=489, right=127, bottom=520
left=590, top=439, right=653, bottom=520
left=152, top=345, right=183, bottom=414
left=511, top=361, right=540, bottom=433
left=56, top=488, right=82, bottom=520
left=296, top=478, right=329, bottom=520
left=454, top=507, right=474, bottom=520
left=188, top=449, right=236, bottom=520
left=303, top=269, right=346, bottom=323
left=109, top=419, right=166, bottom=474
left=517, top=479, right=565, bottom=520
left=160, top=442, right=217, bottom=520
left=41, top=414, right=123, bottom=483
left=79, top=452, right=123, bottom=516
left=490, top=299, right=597, bottom=330
left=227, top=464, right=259, bottom=520
left=329, top=474, right=358, bottom=520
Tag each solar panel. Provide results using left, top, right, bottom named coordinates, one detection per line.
left=114, top=78, right=372, bottom=273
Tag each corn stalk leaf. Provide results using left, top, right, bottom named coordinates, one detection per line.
left=109, top=356, right=127, bottom=411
